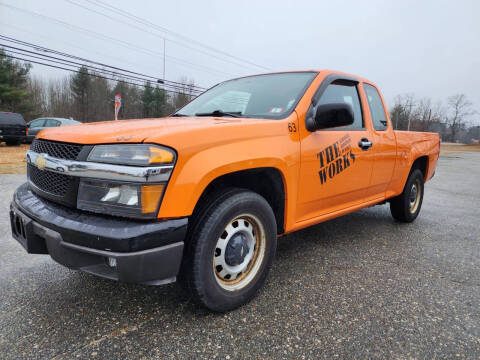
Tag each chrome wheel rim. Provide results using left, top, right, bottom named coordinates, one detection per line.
left=213, top=214, right=266, bottom=291
left=409, top=179, right=422, bottom=213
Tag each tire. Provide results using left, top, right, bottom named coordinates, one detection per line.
left=180, top=188, right=277, bottom=312
left=6, top=140, right=20, bottom=146
left=390, top=169, right=424, bottom=222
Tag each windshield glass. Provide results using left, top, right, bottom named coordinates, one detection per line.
left=176, top=72, right=317, bottom=119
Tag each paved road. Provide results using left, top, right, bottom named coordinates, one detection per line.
left=0, top=152, right=479, bottom=359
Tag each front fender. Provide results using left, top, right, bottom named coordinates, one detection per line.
left=157, top=134, right=299, bottom=219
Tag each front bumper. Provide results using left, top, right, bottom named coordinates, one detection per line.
left=10, top=183, right=188, bottom=285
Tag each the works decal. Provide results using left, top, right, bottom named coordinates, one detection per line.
left=316, top=134, right=356, bottom=184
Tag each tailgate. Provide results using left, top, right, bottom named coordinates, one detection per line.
left=0, top=124, right=26, bottom=136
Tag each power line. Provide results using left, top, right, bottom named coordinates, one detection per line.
left=0, top=45, right=203, bottom=94
left=0, top=19, right=169, bottom=77
left=90, top=0, right=269, bottom=70
left=0, top=21, right=176, bottom=81
left=0, top=39, right=204, bottom=94
left=0, top=3, right=237, bottom=79
left=0, top=35, right=206, bottom=92
left=2, top=44, right=154, bottom=84
left=68, top=0, right=270, bottom=72
left=2, top=53, right=200, bottom=97
left=2, top=46, right=202, bottom=94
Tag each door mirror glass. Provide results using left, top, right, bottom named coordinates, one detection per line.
left=308, top=103, right=354, bottom=131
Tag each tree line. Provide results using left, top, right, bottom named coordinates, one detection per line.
left=390, top=93, right=478, bottom=143
left=0, top=49, right=196, bottom=123
left=1, top=49, right=479, bottom=143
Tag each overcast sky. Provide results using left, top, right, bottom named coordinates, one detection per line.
left=1, top=0, right=479, bottom=119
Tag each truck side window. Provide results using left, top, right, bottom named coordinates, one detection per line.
left=363, top=84, right=388, bottom=131
left=317, top=82, right=364, bottom=129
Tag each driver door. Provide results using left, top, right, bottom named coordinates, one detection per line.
left=296, top=80, right=374, bottom=223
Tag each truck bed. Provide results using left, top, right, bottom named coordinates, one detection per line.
left=388, top=130, right=440, bottom=198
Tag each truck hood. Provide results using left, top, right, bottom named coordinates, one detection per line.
left=38, top=116, right=285, bottom=151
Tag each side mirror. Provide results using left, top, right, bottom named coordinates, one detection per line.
left=306, top=103, right=354, bottom=132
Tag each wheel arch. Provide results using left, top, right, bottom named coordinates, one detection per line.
left=191, top=167, right=287, bottom=235
left=410, top=155, right=429, bottom=181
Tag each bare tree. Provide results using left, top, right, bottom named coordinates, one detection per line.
left=171, top=77, right=196, bottom=111
left=390, top=93, right=416, bottom=130
left=446, top=94, right=475, bottom=142
left=410, top=97, right=443, bottom=132
left=26, top=76, right=47, bottom=119
left=46, top=77, right=73, bottom=119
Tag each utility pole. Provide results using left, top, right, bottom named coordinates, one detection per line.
left=163, top=38, right=166, bottom=81
left=407, top=102, right=415, bottom=131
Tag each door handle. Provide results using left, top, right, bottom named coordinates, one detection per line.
left=358, top=138, right=373, bottom=151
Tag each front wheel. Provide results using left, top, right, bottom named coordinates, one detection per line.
left=390, top=169, right=424, bottom=222
left=181, top=189, right=277, bottom=312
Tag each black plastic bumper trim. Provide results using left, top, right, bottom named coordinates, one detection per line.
left=12, top=183, right=188, bottom=252
left=10, top=209, right=184, bottom=284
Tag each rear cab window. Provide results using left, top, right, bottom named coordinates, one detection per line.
left=363, top=84, right=388, bottom=131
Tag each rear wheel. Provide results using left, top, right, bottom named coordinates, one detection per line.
left=390, top=169, right=424, bottom=222
left=180, top=188, right=277, bottom=312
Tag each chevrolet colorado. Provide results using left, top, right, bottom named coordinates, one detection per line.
left=10, top=70, right=440, bottom=311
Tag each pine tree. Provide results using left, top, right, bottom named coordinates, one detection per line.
left=70, top=66, right=91, bottom=122
left=151, top=87, right=166, bottom=117
left=142, top=81, right=154, bottom=117
left=142, top=82, right=167, bottom=118
left=0, top=49, right=37, bottom=118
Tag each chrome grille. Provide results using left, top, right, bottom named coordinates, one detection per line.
left=31, top=139, right=83, bottom=160
left=28, top=163, right=73, bottom=197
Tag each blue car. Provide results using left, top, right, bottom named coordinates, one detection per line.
left=26, top=117, right=80, bottom=143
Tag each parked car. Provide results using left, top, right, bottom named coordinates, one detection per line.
left=10, top=70, right=440, bottom=312
left=0, top=111, right=27, bottom=146
left=25, top=117, right=80, bottom=143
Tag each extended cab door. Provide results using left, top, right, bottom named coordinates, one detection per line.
left=296, top=76, right=375, bottom=223
left=361, top=83, right=396, bottom=200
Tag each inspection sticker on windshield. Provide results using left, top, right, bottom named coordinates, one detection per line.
left=269, top=107, right=284, bottom=113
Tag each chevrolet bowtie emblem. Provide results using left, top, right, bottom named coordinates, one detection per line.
left=35, top=155, right=47, bottom=170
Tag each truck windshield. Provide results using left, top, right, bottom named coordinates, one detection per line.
left=175, top=72, right=317, bottom=119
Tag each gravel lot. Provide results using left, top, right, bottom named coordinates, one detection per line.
left=0, top=151, right=479, bottom=359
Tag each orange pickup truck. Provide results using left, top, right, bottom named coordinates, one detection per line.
left=10, top=70, right=440, bottom=311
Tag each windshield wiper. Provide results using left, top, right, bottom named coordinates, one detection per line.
left=171, top=113, right=187, bottom=117
left=195, top=110, right=243, bottom=118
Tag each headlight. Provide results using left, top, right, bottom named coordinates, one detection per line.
left=80, top=144, right=176, bottom=218
left=77, top=179, right=165, bottom=219
left=88, top=144, right=175, bottom=166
